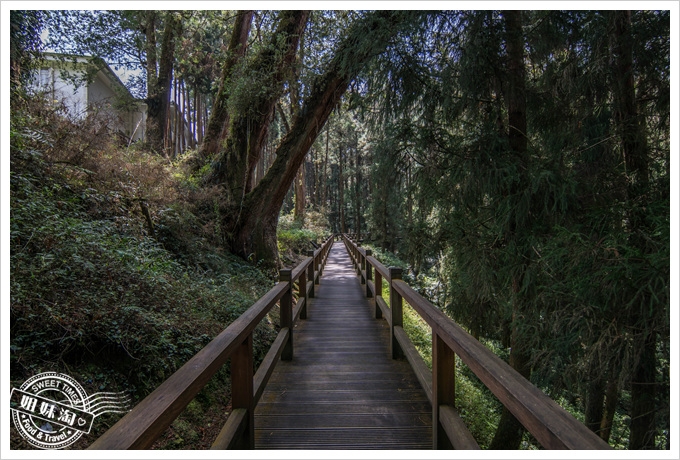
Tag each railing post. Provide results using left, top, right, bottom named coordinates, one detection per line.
left=365, top=249, right=373, bottom=298
left=318, top=246, right=325, bottom=278
left=433, top=332, right=456, bottom=449
left=389, top=267, right=404, bottom=360
left=374, top=269, right=383, bottom=319
left=314, top=250, right=320, bottom=285
left=231, top=333, right=254, bottom=449
left=306, top=250, right=315, bottom=298
left=299, top=269, right=308, bottom=320
left=279, top=269, right=293, bottom=361
left=357, top=243, right=364, bottom=280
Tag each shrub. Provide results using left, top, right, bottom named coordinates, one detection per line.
left=10, top=95, right=278, bottom=449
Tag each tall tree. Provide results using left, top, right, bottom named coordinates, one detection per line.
left=145, top=11, right=182, bottom=154
left=489, top=10, right=531, bottom=448
left=205, top=11, right=309, bottom=200
left=206, top=10, right=422, bottom=264
left=199, top=10, right=254, bottom=159
left=610, top=10, right=656, bottom=450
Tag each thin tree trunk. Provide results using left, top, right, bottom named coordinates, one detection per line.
left=322, top=125, right=329, bottom=209
left=309, top=148, right=317, bottom=209
left=175, top=78, right=180, bottom=157
left=355, top=136, right=361, bottom=240
left=294, top=161, right=306, bottom=225
left=599, top=374, right=619, bottom=443
left=197, top=92, right=203, bottom=144
left=338, top=144, right=345, bottom=234
left=585, top=368, right=606, bottom=436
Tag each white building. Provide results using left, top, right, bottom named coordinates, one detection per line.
left=32, top=53, right=147, bottom=143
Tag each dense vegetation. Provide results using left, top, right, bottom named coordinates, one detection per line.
left=9, top=8, right=671, bottom=450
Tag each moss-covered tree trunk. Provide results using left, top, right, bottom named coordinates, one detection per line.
left=212, top=11, right=419, bottom=265
left=199, top=10, right=254, bottom=160
left=206, top=11, right=309, bottom=200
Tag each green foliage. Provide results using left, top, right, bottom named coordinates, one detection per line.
left=10, top=10, right=45, bottom=86
left=357, top=9, right=669, bottom=449
left=277, top=210, right=328, bottom=265
left=9, top=96, right=278, bottom=449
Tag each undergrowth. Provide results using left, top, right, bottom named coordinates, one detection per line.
left=277, top=210, right=329, bottom=266
left=365, top=244, right=506, bottom=449
left=9, top=95, right=278, bottom=449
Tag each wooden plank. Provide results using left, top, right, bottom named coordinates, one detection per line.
left=211, top=408, right=247, bottom=450
left=367, top=255, right=390, bottom=282
left=376, top=296, right=391, bottom=326
left=394, top=326, right=432, bottom=404
left=391, top=278, right=611, bottom=450
left=366, top=279, right=375, bottom=297
left=89, top=282, right=287, bottom=450
left=252, top=328, right=289, bottom=404
left=439, top=405, right=480, bottom=450
left=291, top=257, right=311, bottom=282
left=293, top=297, right=305, bottom=322
left=256, top=427, right=432, bottom=450
left=255, top=241, right=432, bottom=450
left=433, top=331, right=455, bottom=449
left=257, top=413, right=430, bottom=429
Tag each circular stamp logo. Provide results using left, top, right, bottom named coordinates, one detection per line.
left=10, top=372, right=129, bottom=449
left=11, top=372, right=89, bottom=449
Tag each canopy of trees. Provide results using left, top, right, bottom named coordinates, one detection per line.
left=18, top=8, right=671, bottom=450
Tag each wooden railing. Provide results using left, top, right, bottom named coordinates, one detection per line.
left=89, top=235, right=334, bottom=450
left=341, top=234, right=611, bottom=450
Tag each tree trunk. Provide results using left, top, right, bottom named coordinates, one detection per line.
left=219, top=11, right=419, bottom=265
left=200, top=10, right=254, bottom=159
left=144, top=11, right=157, bottom=97
left=355, top=137, right=361, bottom=240
left=490, top=10, right=531, bottom=450
left=146, top=11, right=181, bottom=155
left=197, top=92, right=203, bottom=144
left=338, top=144, right=346, bottom=234
left=585, top=369, right=606, bottom=436
left=294, top=160, right=306, bottom=225
left=599, top=373, right=619, bottom=443
left=322, top=124, right=329, bottom=209
left=206, top=10, right=309, bottom=203
left=610, top=10, right=656, bottom=450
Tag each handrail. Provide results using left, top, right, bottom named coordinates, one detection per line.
left=341, top=234, right=611, bottom=450
left=89, top=234, right=334, bottom=450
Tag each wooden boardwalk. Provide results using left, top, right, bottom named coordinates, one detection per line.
left=254, top=241, right=432, bottom=449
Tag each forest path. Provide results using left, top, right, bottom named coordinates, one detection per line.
left=254, top=242, right=432, bottom=449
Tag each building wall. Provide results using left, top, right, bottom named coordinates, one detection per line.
left=35, top=67, right=88, bottom=119
left=32, top=56, right=147, bottom=143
